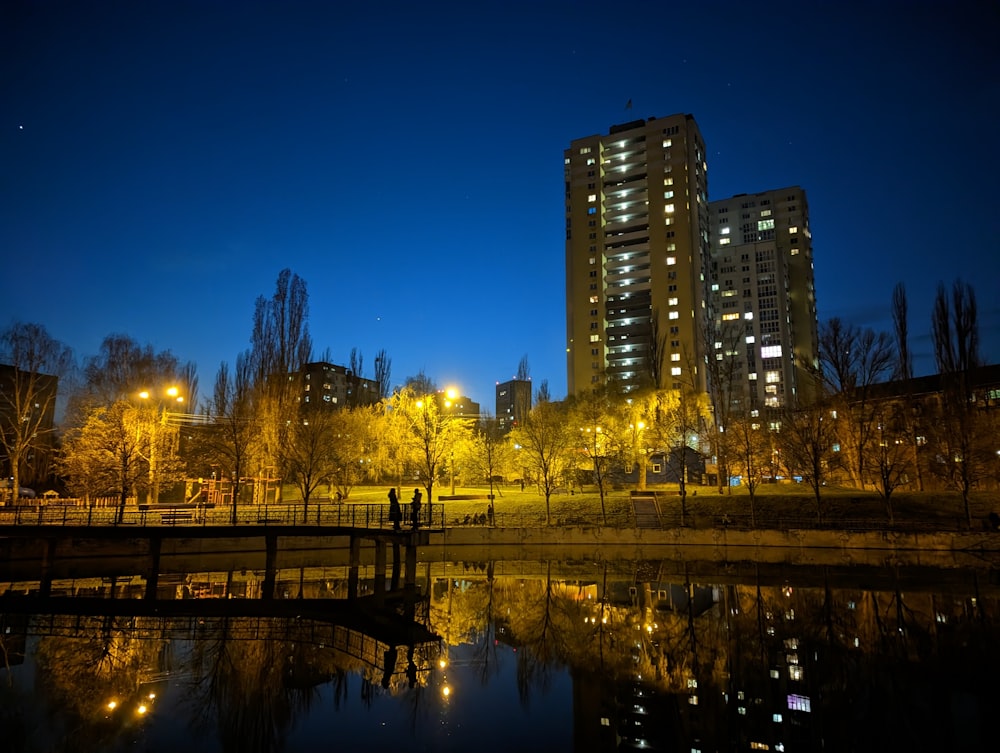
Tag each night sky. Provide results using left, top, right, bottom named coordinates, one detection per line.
left=3, top=1, right=998, bottom=410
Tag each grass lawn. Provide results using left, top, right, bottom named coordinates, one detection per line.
left=306, top=481, right=1000, bottom=529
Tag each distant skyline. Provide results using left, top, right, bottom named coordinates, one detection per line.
left=3, top=1, right=998, bottom=410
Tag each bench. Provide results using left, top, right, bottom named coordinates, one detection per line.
left=438, top=494, right=495, bottom=501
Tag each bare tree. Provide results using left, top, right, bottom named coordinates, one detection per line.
left=866, top=404, right=914, bottom=522
left=891, top=282, right=912, bottom=381
left=535, top=380, right=551, bottom=404
left=516, top=355, right=530, bottom=381
left=568, top=386, right=621, bottom=524
left=646, top=308, right=668, bottom=390
left=0, top=322, right=73, bottom=500
left=510, top=401, right=573, bottom=525
left=728, top=409, right=772, bottom=527
left=280, top=404, right=339, bottom=518
left=818, top=318, right=894, bottom=489
left=702, top=317, right=745, bottom=494
left=930, top=279, right=983, bottom=527
left=248, top=268, right=313, bottom=385
left=461, top=413, right=515, bottom=517
left=247, top=269, right=313, bottom=498
left=208, top=353, right=258, bottom=524
left=779, top=397, right=838, bottom=522
left=374, top=349, right=391, bottom=400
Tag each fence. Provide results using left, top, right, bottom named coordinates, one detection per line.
left=0, top=498, right=978, bottom=534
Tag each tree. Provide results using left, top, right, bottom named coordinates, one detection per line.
left=0, top=322, right=73, bottom=501
left=77, top=334, right=197, bottom=410
left=326, top=405, right=377, bottom=502
left=866, top=404, right=914, bottom=521
left=891, top=282, right=912, bottom=381
left=516, top=355, right=530, bottom=381
left=930, top=279, right=983, bottom=527
left=247, top=269, right=313, bottom=498
left=510, top=401, right=573, bottom=525
left=728, top=410, right=772, bottom=527
left=818, top=318, right=894, bottom=489
left=461, top=413, right=515, bottom=510
left=779, top=397, right=838, bottom=522
left=535, top=380, right=551, bottom=404
left=568, top=386, right=622, bottom=524
left=206, top=354, right=259, bottom=524
left=61, top=401, right=148, bottom=523
left=280, top=404, right=339, bottom=517
left=702, top=317, right=746, bottom=494
left=373, top=349, right=391, bottom=401
left=391, top=386, right=470, bottom=518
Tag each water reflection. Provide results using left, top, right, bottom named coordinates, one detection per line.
left=2, top=555, right=999, bottom=752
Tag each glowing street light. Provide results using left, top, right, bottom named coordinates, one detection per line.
left=139, top=385, right=185, bottom=506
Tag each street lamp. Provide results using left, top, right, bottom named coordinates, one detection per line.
left=139, top=386, right=185, bottom=506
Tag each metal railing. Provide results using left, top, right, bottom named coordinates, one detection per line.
left=0, top=502, right=981, bottom=534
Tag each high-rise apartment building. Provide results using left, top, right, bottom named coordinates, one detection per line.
left=565, top=114, right=711, bottom=396
left=707, top=187, right=819, bottom=412
left=495, top=378, right=532, bottom=433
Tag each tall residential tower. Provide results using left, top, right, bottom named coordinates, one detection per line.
left=707, top=187, right=819, bottom=413
left=565, top=114, right=711, bottom=396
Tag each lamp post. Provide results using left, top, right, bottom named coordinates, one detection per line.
left=139, top=386, right=185, bottom=506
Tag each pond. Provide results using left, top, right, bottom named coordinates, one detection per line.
left=1, top=551, right=998, bottom=752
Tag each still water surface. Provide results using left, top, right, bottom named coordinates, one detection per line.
left=1, top=554, right=998, bottom=752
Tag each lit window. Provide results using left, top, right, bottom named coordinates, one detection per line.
left=589, top=334, right=600, bottom=342
left=662, top=138, right=672, bottom=147
left=589, top=295, right=599, bottom=303
left=669, top=311, right=679, bottom=319
left=790, top=248, right=799, bottom=255
left=744, top=312, right=754, bottom=320
left=722, top=313, right=739, bottom=321
left=671, top=367, right=682, bottom=376
left=787, top=694, right=811, bottom=712
left=720, top=227, right=730, bottom=235
left=664, top=191, right=674, bottom=199
left=587, top=157, right=596, bottom=166
left=671, top=353, right=680, bottom=361
left=758, top=219, right=775, bottom=231
left=588, top=207, right=596, bottom=215
left=761, top=344, right=782, bottom=359
left=761, top=209, right=772, bottom=217
left=745, top=335, right=755, bottom=343
left=788, top=226, right=798, bottom=234
left=588, top=194, right=596, bottom=202
left=668, top=297, right=678, bottom=305
left=579, top=147, right=592, bottom=154
left=766, top=371, right=781, bottom=383
left=666, top=256, right=676, bottom=265
left=749, top=372, right=758, bottom=380
left=665, top=203, right=675, bottom=213
left=720, top=238, right=730, bottom=245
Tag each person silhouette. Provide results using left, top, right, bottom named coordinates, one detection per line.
left=388, top=487, right=402, bottom=530
left=410, top=488, right=422, bottom=529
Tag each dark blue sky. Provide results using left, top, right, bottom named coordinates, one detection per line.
left=3, top=1, right=998, bottom=409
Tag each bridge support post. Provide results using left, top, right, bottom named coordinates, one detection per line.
left=262, top=534, right=278, bottom=600
left=374, top=540, right=387, bottom=604
left=145, top=537, right=162, bottom=599
left=348, top=535, right=361, bottom=599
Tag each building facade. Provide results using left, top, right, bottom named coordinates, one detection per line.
left=565, top=114, right=711, bottom=396
left=297, top=362, right=380, bottom=410
left=495, top=378, right=532, bottom=433
left=708, top=187, right=819, bottom=413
